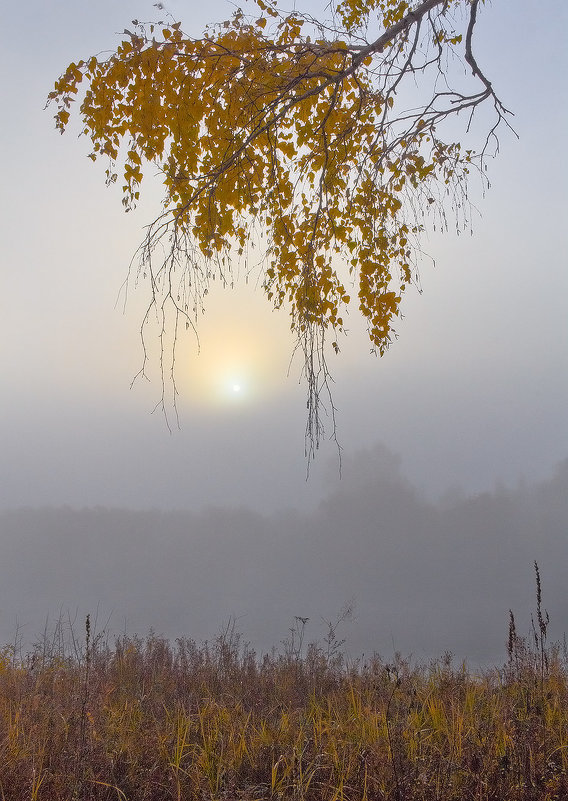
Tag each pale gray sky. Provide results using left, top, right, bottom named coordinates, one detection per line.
left=0, top=0, right=567, bottom=659
left=1, top=0, right=566, bottom=509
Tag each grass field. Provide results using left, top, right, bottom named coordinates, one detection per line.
left=1, top=564, right=567, bottom=800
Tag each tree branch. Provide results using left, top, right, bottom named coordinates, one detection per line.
left=351, top=0, right=450, bottom=66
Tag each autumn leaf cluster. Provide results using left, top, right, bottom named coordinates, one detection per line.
left=49, top=0, right=479, bottom=363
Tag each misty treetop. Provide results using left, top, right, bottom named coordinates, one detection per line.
left=49, top=0, right=513, bottom=451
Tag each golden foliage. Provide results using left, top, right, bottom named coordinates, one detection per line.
left=48, top=0, right=510, bottom=447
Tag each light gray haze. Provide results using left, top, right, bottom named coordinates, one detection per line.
left=0, top=0, right=567, bottom=665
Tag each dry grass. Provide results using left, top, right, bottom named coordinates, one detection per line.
left=1, top=569, right=568, bottom=800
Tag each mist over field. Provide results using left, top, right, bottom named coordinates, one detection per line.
left=2, top=446, right=566, bottom=666
left=0, top=0, right=566, bottom=686
left=0, top=1, right=567, bottom=795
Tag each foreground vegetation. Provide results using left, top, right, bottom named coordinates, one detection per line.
left=1, top=568, right=567, bottom=800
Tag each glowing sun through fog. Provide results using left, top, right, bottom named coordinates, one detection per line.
left=173, top=284, right=292, bottom=411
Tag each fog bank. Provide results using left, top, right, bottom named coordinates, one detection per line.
left=2, top=446, right=566, bottom=666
